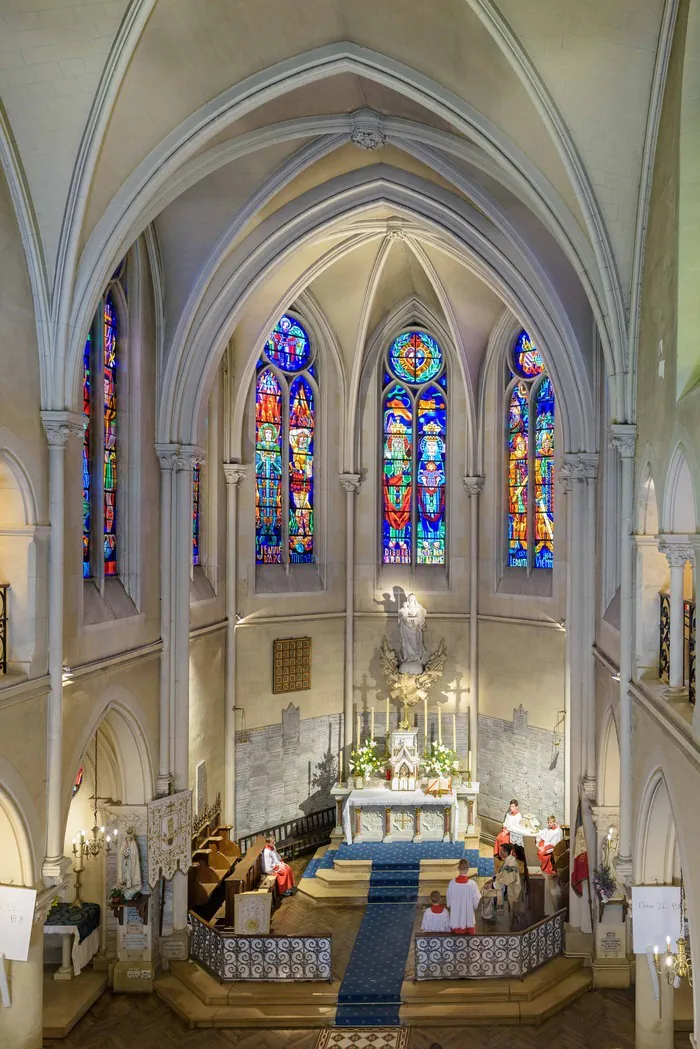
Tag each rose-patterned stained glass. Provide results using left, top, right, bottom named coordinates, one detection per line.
left=255, top=368, right=283, bottom=564
left=265, top=314, right=311, bottom=372
left=288, top=375, right=314, bottom=563
left=508, top=381, right=529, bottom=567
left=416, top=385, right=447, bottom=565
left=192, top=463, right=201, bottom=566
left=103, top=296, right=117, bottom=575
left=82, top=333, right=92, bottom=578
left=534, top=376, right=555, bottom=569
left=506, top=330, right=555, bottom=570
left=382, top=332, right=447, bottom=566
left=382, top=383, right=413, bottom=564
left=388, top=331, right=443, bottom=386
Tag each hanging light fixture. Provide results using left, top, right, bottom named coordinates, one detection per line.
left=653, top=881, right=693, bottom=987
left=72, top=735, right=118, bottom=862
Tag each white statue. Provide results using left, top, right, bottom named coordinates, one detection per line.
left=398, top=593, right=427, bottom=673
left=119, top=831, right=142, bottom=899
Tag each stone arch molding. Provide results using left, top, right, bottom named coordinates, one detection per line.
left=635, top=769, right=682, bottom=886
left=64, top=43, right=627, bottom=418
left=662, top=442, right=698, bottom=534
left=0, top=757, right=41, bottom=885
left=597, top=705, right=621, bottom=809
left=159, top=171, right=595, bottom=462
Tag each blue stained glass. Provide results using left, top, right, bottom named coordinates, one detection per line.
left=388, top=331, right=443, bottom=385
left=103, top=296, right=117, bottom=575
left=265, top=314, right=311, bottom=372
left=255, top=369, right=283, bottom=564
left=534, top=376, right=555, bottom=569
left=507, top=381, right=529, bottom=567
left=192, top=463, right=201, bottom=566
left=289, top=375, right=315, bottom=563
left=416, top=384, right=447, bottom=565
left=382, top=383, right=413, bottom=564
left=512, top=329, right=544, bottom=378
left=82, top=333, right=91, bottom=578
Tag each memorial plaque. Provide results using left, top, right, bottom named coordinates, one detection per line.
left=596, top=922, right=626, bottom=959
left=272, top=637, right=311, bottom=694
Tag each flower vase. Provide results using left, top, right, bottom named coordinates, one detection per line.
left=355, top=776, right=364, bottom=790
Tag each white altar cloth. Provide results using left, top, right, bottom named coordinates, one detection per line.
left=342, top=787, right=458, bottom=844
left=43, top=925, right=100, bottom=976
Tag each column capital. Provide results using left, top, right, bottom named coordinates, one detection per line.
left=34, top=885, right=61, bottom=925
left=155, top=442, right=179, bottom=470
left=223, top=461, right=248, bottom=486
left=462, top=475, right=485, bottom=496
left=608, top=423, right=636, bottom=458
left=657, top=536, right=696, bottom=568
left=560, top=452, right=599, bottom=480
left=175, top=444, right=205, bottom=470
left=339, top=472, right=363, bottom=494
left=41, top=410, right=83, bottom=446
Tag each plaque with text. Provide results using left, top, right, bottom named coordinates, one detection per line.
left=272, top=637, right=311, bottom=694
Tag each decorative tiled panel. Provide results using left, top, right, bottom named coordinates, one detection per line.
left=190, top=920, right=331, bottom=981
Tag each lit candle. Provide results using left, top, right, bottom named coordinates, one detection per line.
left=438, top=705, right=442, bottom=744
left=452, top=713, right=457, bottom=753
left=424, top=696, right=428, bottom=748
left=371, top=707, right=375, bottom=740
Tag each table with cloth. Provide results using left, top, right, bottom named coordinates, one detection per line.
left=44, top=902, right=101, bottom=978
left=342, top=787, right=458, bottom=844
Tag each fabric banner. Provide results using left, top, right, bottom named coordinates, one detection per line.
left=571, top=795, right=589, bottom=898
left=146, top=790, right=193, bottom=887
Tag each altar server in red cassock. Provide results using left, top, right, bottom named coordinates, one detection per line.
left=493, top=799, right=523, bottom=857
left=262, top=836, right=295, bottom=895
left=537, top=815, right=563, bottom=876
left=446, top=859, right=481, bottom=934
left=421, top=891, right=452, bottom=933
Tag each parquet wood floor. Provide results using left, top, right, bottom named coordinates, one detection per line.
left=44, top=987, right=691, bottom=1049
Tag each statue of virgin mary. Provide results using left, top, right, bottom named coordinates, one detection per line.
left=119, top=831, right=142, bottom=899
left=398, top=593, right=427, bottom=673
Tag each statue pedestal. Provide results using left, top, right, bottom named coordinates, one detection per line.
left=455, top=781, right=480, bottom=845
left=330, top=784, right=351, bottom=844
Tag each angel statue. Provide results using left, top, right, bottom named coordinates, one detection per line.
left=398, top=593, right=427, bottom=672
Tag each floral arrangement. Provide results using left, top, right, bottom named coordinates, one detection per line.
left=350, top=739, right=383, bottom=779
left=422, top=742, right=460, bottom=778
left=592, top=862, right=617, bottom=900
left=109, top=886, right=126, bottom=905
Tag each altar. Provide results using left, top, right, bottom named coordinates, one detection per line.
left=342, top=786, right=458, bottom=844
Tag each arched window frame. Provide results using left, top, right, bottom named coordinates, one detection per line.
left=379, top=328, right=449, bottom=572
left=253, top=314, right=320, bottom=573
left=503, top=330, right=555, bottom=574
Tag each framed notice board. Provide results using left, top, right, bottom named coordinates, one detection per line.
left=273, top=637, right=311, bottom=694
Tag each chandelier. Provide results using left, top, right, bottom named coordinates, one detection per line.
left=72, top=735, right=118, bottom=862
left=653, top=882, right=693, bottom=987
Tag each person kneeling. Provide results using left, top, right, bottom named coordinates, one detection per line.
left=421, top=891, right=451, bottom=933
left=446, top=859, right=481, bottom=934
left=262, top=836, right=295, bottom=896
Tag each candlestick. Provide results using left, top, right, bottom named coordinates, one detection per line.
left=438, top=705, right=442, bottom=744
left=371, top=707, right=375, bottom=740
left=357, top=712, right=361, bottom=746
left=339, top=750, right=343, bottom=784
left=424, top=696, right=428, bottom=749
left=386, top=697, right=390, bottom=742
left=452, top=713, right=457, bottom=752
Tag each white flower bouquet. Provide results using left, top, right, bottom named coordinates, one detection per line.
left=350, top=739, right=383, bottom=779
left=421, top=742, right=460, bottom=778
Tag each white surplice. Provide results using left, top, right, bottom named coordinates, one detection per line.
left=421, top=906, right=452, bottom=933
left=261, top=846, right=283, bottom=874
left=537, top=825, right=563, bottom=850
left=446, top=877, right=481, bottom=930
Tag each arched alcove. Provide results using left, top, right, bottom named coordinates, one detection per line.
left=635, top=464, right=668, bottom=676
left=0, top=786, right=35, bottom=887
left=664, top=445, right=697, bottom=534
left=598, top=707, right=620, bottom=808
left=636, top=771, right=681, bottom=885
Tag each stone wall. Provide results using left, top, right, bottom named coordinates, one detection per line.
left=234, top=706, right=343, bottom=837
left=477, top=705, right=565, bottom=825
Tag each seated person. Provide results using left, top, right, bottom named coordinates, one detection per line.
left=421, top=890, right=451, bottom=933
left=446, top=859, right=481, bottom=935
left=261, top=836, right=295, bottom=896
left=493, top=798, right=524, bottom=857
left=537, top=815, right=563, bottom=876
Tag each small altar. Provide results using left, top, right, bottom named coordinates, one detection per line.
left=342, top=786, right=458, bottom=844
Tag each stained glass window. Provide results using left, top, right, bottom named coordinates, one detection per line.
left=255, top=315, right=316, bottom=566
left=72, top=766, right=84, bottom=799
left=103, top=295, right=118, bottom=575
left=506, top=331, right=554, bottom=569
left=382, top=331, right=447, bottom=566
left=192, top=463, right=201, bottom=566
left=82, top=333, right=92, bottom=578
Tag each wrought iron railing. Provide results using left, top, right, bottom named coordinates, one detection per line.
left=414, top=909, right=566, bottom=980
left=237, top=806, right=335, bottom=860
left=189, top=912, right=331, bottom=981
left=658, top=592, right=696, bottom=703
left=0, top=584, right=8, bottom=673
left=659, top=591, right=670, bottom=681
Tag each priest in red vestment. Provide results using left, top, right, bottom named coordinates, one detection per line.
left=262, top=836, right=295, bottom=895
left=493, top=799, right=523, bottom=857
left=537, top=815, right=563, bottom=876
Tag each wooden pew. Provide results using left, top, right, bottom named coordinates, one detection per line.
left=223, top=836, right=280, bottom=926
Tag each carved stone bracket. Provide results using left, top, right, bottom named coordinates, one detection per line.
left=608, top=423, right=636, bottom=459
left=34, top=885, right=62, bottom=925
left=41, top=411, right=83, bottom=446
left=462, top=476, right=485, bottom=496
left=155, top=443, right=205, bottom=471
left=339, top=472, right=363, bottom=494
left=350, top=109, right=386, bottom=151
left=223, top=461, right=248, bottom=486
left=658, top=539, right=696, bottom=569
left=561, top=453, right=599, bottom=481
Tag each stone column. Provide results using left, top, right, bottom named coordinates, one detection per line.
left=155, top=445, right=177, bottom=797
left=340, top=473, right=362, bottom=768
left=41, top=412, right=83, bottom=880
left=562, top=454, right=599, bottom=799
left=223, top=462, right=247, bottom=829
left=635, top=951, right=675, bottom=1049
left=609, top=424, right=636, bottom=884
left=560, top=466, right=582, bottom=831
left=0, top=889, right=55, bottom=1049
left=463, top=477, right=484, bottom=778
left=658, top=539, right=694, bottom=694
